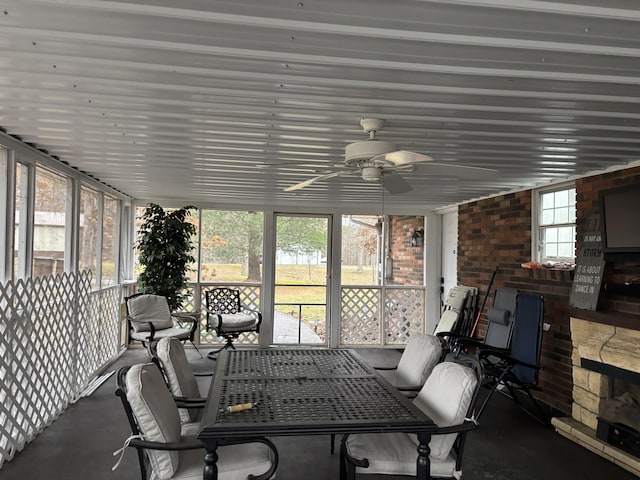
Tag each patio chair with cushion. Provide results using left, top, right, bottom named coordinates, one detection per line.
left=114, top=362, right=278, bottom=480
left=330, top=333, right=443, bottom=454
left=374, top=333, right=443, bottom=395
left=340, top=357, right=483, bottom=480
left=154, top=337, right=213, bottom=432
left=125, top=293, right=200, bottom=357
left=204, top=288, right=262, bottom=359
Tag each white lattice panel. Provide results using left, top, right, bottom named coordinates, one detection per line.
left=383, top=288, right=425, bottom=345
left=0, top=271, right=120, bottom=468
left=340, top=287, right=381, bottom=345
left=199, top=285, right=261, bottom=346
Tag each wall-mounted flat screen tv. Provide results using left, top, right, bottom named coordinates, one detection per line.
left=599, top=183, right=640, bottom=260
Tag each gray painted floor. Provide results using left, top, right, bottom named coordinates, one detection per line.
left=1, top=346, right=637, bottom=480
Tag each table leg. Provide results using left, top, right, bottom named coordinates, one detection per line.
left=416, top=433, right=431, bottom=480
left=203, top=446, right=218, bottom=480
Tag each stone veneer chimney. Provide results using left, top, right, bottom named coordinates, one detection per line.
left=551, top=316, right=640, bottom=477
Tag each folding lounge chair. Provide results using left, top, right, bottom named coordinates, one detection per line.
left=438, top=287, right=518, bottom=358
left=478, top=292, right=547, bottom=424
left=433, top=286, right=469, bottom=336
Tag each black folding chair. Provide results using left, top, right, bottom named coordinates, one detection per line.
left=477, top=292, right=547, bottom=424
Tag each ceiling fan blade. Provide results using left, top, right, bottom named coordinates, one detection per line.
left=372, top=150, right=433, bottom=167
left=383, top=172, right=412, bottom=194
left=418, top=163, right=497, bottom=179
left=284, top=171, right=346, bottom=192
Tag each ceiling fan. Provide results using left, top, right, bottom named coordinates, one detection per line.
left=284, top=118, right=496, bottom=194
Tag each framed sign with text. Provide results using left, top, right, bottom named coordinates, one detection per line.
left=570, top=215, right=606, bottom=310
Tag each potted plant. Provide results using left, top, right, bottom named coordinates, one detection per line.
left=136, top=203, right=197, bottom=311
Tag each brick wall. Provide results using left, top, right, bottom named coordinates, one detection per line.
left=457, top=166, right=640, bottom=414
left=576, top=166, right=640, bottom=315
left=388, top=216, right=424, bottom=285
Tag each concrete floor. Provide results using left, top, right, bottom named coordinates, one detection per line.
left=1, top=346, right=637, bottom=480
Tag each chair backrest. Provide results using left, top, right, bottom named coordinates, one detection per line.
left=395, top=334, right=443, bottom=389
left=205, top=288, right=241, bottom=314
left=155, top=337, right=201, bottom=423
left=126, top=294, right=174, bottom=332
left=483, top=287, right=518, bottom=349
left=510, top=292, right=544, bottom=385
left=433, top=286, right=468, bottom=335
left=412, top=360, right=480, bottom=461
left=123, top=363, right=182, bottom=480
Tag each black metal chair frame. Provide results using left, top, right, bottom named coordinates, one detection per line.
left=204, top=288, right=262, bottom=359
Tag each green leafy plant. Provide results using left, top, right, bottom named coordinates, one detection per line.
left=136, top=203, right=196, bottom=311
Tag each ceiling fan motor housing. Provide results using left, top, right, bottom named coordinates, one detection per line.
left=344, top=140, right=397, bottom=167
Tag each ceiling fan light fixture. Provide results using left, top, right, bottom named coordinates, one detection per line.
left=361, top=166, right=382, bottom=181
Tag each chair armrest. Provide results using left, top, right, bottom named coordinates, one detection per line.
left=129, top=437, right=204, bottom=451
left=373, top=365, right=398, bottom=371
left=431, top=419, right=478, bottom=436
left=171, top=313, right=199, bottom=341
left=173, top=395, right=206, bottom=406
left=240, top=307, right=263, bottom=331
left=127, top=316, right=157, bottom=340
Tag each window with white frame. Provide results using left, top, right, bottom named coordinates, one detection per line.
left=534, top=184, right=576, bottom=264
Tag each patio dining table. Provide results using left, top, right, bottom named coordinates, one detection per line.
left=198, top=348, right=437, bottom=480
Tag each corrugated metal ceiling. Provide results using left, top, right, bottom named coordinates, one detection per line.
left=1, top=0, right=639, bottom=211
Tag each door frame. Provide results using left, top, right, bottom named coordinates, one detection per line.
left=269, top=212, right=333, bottom=346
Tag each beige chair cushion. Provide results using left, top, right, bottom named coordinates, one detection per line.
left=215, top=313, right=258, bottom=333
left=126, top=363, right=181, bottom=479
left=130, top=326, right=190, bottom=342
left=156, top=337, right=204, bottom=423
left=128, top=295, right=175, bottom=332
left=346, top=432, right=456, bottom=478
left=393, top=334, right=443, bottom=389
left=433, top=309, right=459, bottom=336
left=173, top=443, right=276, bottom=480
left=412, top=361, right=478, bottom=460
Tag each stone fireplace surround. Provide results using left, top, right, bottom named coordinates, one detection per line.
left=551, top=312, right=640, bottom=477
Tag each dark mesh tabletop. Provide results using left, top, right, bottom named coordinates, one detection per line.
left=215, top=376, right=417, bottom=425
left=222, top=348, right=372, bottom=378
left=200, top=348, right=434, bottom=438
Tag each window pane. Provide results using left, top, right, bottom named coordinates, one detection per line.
left=541, top=209, right=554, bottom=225
left=33, top=167, right=67, bottom=278
left=545, top=227, right=558, bottom=243
left=102, top=196, right=118, bottom=287
left=554, top=207, right=569, bottom=224
left=200, top=210, right=263, bottom=283
left=79, top=186, right=99, bottom=287
left=544, top=243, right=558, bottom=258
left=558, top=243, right=573, bottom=258
left=541, top=192, right=555, bottom=209
left=554, top=189, right=569, bottom=207
left=558, top=226, right=574, bottom=242
left=341, top=215, right=379, bottom=286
